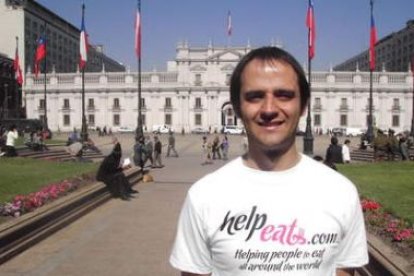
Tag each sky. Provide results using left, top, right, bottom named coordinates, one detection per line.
left=36, top=0, right=414, bottom=72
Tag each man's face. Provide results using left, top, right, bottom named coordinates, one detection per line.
left=239, top=58, right=304, bottom=153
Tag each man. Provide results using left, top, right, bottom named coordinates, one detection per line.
left=166, top=131, right=179, bottom=157
left=153, top=135, right=164, bottom=168
left=342, top=139, right=351, bottom=163
left=170, top=47, right=368, bottom=276
left=96, top=137, right=138, bottom=200
left=325, top=136, right=344, bottom=170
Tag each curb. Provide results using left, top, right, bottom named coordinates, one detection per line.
left=0, top=167, right=143, bottom=264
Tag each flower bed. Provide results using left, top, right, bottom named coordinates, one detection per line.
left=0, top=173, right=96, bottom=219
left=361, top=198, right=414, bottom=260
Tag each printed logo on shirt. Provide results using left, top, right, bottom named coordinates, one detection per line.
left=219, top=205, right=340, bottom=273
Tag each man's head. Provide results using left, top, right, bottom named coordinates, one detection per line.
left=230, top=46, right=310, bottom=118
left=229, top=46, right=309, bottom=155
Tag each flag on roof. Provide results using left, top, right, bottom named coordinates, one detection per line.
left=134, top=7, right=141, bottom=58
left=34, top=36, right=46, bottom=77
left=79, top=4, right=89, bottom=70
left=306, top=0, right=316, bottom=59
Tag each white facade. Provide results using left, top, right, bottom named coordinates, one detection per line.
left=23, top=43, right=414, bottom=134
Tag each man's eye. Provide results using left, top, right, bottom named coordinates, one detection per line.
left=244, top=92, right=263, bottom=101
left=276, top=90, right=295, bottom=99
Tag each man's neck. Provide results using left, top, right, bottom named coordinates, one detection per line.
left=243, top=146, right=301, bottom=172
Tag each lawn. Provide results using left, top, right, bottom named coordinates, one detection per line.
left=339, top=162, right=414, bottom=223
left=0, top=157, right=98, bottom=203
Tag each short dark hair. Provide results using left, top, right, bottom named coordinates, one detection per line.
left=230, top=46, right=310, bottom=118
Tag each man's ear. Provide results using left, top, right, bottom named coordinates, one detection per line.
left=300, top=101, right=309, bottom=117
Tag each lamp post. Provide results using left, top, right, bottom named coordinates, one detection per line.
left=80, top=4, right=88, bottom=143
left=365, top=0, right=375, bottom=143
left=410, top=60, right=414, bottom=137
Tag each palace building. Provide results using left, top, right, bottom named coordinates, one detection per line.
left=23, top=42, right=414, bottom=134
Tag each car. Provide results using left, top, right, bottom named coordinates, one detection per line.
left=118, top=126, right=135, bottom=133
left=223, top=125, right=243, bottom=135
left=152, top=125, right=174, bottom=134
left=191, top=127, right=209, bottom=134
left=344, top=127, right=364, bottom=137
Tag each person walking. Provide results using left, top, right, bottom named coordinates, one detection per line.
left=221, top=135, right=229, bottom=160
left=342, top=139, right=351, bottom=163
left=211, top=135, right=222, bottom=160
left=201, top=135, right=212, bottom=165
left=153, top=135, right=164, bottom=168
left=4, top=125, right=19, bottom=157
left=144, top=135, right=154, bottom=167
left=166, top=131, right=179, bottom=157
left=170, top=46, right=368, bottom=276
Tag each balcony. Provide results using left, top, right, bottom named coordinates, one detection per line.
left=194, top=81, right=202, bottom=86
left=193, top=105, right=203, bottom=111
left=391, top=105, right=401, bottom=112
left=112, top=105, right=121, bottom=111
left=163, top=105, right=173, bottom=112
left=339, top=105, right=349, bottom=112
left=62, top=105, right=71, bottom=111
left=87, top=105, right=95, bottom=111
left=312, top=104, right=322, bottom=111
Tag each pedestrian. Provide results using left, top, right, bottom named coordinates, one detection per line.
left=342, top=139, right=351, bottom=163
left=133, top=136, right=147, bottom=168
left=398, top=134, right=409, bottom=161
left=325, top=136, right=343, bottom=170
left=220, top=135, right=229, bottom=160
left=166, top=131, right=179, bottom=157
left=96, top=137, right=138, bottom=200
left=144, top=135, right=154, bottom=167
left=153, top=135, right=164, bottom=168
left=201, top=135, right=212, bottom=165
left=3, top=125, right=18, bottom=157
left=211, top=135, right=221, bottom=159
left=170, top=46, right=368, bottom=275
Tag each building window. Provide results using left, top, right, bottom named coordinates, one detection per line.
left=165, top=114, right=172, bottom=125
left=314, top=114, right=321, bottom=126
left=113, top=114, right=120, bottom=126
left=114, top=98, right=120, bottom=108
left=63, top=99, right=70, bottom=109
left=39, top=115, right=45, bottom=124
left=340, top=114, right=347, bottom=126
left=194, top=74, right=202, bottom=86
left=195, top=114, right=202, bottom=126
left=195, top=97, right=202, bottom=108
left=39, top=99, right=45, bottom=109
left=165, top=97, right=172, bottom=108
left=392, top=115, right=400, bottom=127
left=88, top=98, right=95, bottom=109
left=226, top=108, right=234, bottom=117
left=88, top=114, right=95, bottom=126
left=63, top=114, right=70, bottom=126
left=141, top=114, right=146, bottom=126
left=225, top=74, right=231, bottom=85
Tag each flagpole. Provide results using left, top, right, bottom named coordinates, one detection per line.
left=410, top=57, right=414, bottom=137
left=43, top=20, right=48, bottom=131
left=15, top=36, right=20, bottom=118
left=81, top=3, right=88, bottom=143
left=135, top=0, right=143, bottom=141
left=303, top=0, right=314, bottom=155
left=366, top=0, right=375, bottom=143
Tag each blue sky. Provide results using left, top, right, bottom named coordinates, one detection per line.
left=37, top=0, right=413, bottom=71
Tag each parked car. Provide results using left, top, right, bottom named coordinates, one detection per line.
left=223, top=125, right=243, bottom=135
left=118, top=126, right=135, bottom=133
left=152, top=125, right=174, bottom=134
left=344, top=127, right=364, bottom=137
left=331, top=127, right=346, bottom=136
left=191, top=127, right=209, bottom=134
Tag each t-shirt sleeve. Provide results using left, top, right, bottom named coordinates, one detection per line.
left=170, top=193, right=212, bottom=274
left=335, top=190, right=369, bottom=268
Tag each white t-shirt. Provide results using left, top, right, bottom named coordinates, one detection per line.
left=170, top=155, right=368, bottom=276
left=342, top=144, right=351, bottom=163
left=6, top=130, right=18, bottom=147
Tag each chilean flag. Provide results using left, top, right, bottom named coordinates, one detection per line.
left=34, top=36, right=46, bottom=77
left=227, top=11, right=232, bottom=37
left=14, top=42, right=23, bottom=86
left=306, top=0, right=316, bottom=59
left=79, top=4, right=88, bottom=70
left=369, top=2, right=377, bottom=71
left=134, top=7, right=141, bottom=58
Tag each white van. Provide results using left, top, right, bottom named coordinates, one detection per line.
left=344, top=127, right=363, bottom=137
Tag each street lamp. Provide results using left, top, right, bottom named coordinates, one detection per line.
left=410, top=61, right=414, bottom=137
left=3, top=83, right=9, bottom=119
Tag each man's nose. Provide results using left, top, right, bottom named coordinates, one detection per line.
left=260, top=96, right=278, bottom=120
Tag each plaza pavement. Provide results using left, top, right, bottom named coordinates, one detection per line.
left=0, top=133, right=360, bottom=276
